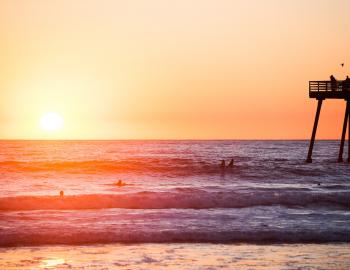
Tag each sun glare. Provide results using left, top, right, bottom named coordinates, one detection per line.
left=40, top=112, right=64, bottom=132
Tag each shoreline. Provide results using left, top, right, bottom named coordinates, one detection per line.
left=1, top=243, right=350, bottom=269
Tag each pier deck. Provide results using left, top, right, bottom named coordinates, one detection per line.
left=309, top=80, right=350, bottom=99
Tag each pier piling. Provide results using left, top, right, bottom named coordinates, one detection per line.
left=306, top=99, right=323, bottom=163
left=307, top=80, right=350, bottom=162
left=338, top=101, right=349, bottom=162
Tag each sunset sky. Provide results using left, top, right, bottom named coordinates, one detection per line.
left=0, top=0, right=350, bottom=139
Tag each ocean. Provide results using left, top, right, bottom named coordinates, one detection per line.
left=1, top=140, right=350, bottom=269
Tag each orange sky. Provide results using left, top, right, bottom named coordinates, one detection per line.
left=0, top=0, right=350, bottom=139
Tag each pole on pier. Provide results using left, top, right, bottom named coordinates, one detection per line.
left=348, top=100, right=350, bottom=162
left=306, top=99, right=323, bottom=163
left=338, top=101, right=349, bottom=162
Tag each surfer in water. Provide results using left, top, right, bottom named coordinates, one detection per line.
left=220, top=159, right=234, bottom=168
left=220, top=160, right=225, bottom=168
left=228, top=159, right=234, bottom=167
left=59, top=190, right=64, bottom=197
left=115, top=180, right=126, bottom=187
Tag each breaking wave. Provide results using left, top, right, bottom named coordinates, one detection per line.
left=1, top=189, right=349, bottom=211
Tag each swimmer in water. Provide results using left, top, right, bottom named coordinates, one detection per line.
left=228, top=159, right=234, bottom=167
left=60, top=190, right=64, bottom=197
left=115, top=180, right=126, bottom=187
left=220, top=160, right=225, bottom=168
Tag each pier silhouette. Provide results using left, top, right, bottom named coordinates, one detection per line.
left=307, top=79, right=350, bottom=163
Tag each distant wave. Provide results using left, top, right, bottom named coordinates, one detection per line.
left=1, top=189, right=349, bottom=211
left=0, top=159, right=234, bottom=175
left=0, top=158, right=329, bottom=178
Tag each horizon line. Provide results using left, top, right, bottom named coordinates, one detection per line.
left=0, top=138, right=344, bottom=142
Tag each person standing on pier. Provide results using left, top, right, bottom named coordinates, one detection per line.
left=343, top=76, right=350, bottom=91
left=330, top=75, right=337, bottom=91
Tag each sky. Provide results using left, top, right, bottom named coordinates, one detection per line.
left=0, top=0, right=350, bottom=139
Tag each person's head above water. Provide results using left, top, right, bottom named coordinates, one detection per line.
left=228, top=159, right=234, bottom=167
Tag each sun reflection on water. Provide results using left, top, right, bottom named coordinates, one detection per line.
left=40, top=258, right=66, bottom=268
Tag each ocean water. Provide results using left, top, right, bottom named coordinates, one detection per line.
left=1, top=140, right=350, bottom=246
left=1, top=140, right=350, bottom=269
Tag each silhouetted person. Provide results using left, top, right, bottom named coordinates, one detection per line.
left=228, top=159, right=234, bottom=167
left=115, top=180, right=126, bottom=187
left=220, top=160, right=225, bottom=168
left=60, top=190, right=64, bottom=197
left=330, top=75, right=337, bottom=91
left=343, top=76, right=350, bottom=91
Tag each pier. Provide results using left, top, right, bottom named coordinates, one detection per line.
left=306, top=80, right=350, bottom=163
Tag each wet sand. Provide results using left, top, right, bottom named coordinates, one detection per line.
left=1, top=243, right=350, bottom=269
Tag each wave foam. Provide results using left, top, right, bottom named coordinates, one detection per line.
left=1, top=189, right=349, bottom=211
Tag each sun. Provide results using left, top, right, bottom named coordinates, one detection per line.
left=39, top=112, right=64, bottom=132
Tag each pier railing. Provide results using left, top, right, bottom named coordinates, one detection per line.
left=309, top=80, right=350, bottom=99
left=309, top=80, right=350, bottom=93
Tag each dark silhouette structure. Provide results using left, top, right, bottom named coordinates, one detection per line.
left=307, top=79, right=350, bottom=162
